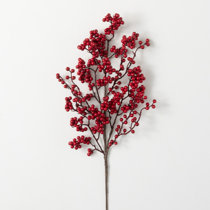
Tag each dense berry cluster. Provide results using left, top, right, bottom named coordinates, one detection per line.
left=103, top=13, right=124, bottom=35
left=56, top=13, right=156, bottom=156
left=68, top=136, right=91, bottom=150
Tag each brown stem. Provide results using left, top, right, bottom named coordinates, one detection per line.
left=104, top=64, right=109, bottom=210
left=103, top=76, right=109, bottom=210
left=103, top=35, right=112, bottom=210
left=104, top=152, right=109, bottom=210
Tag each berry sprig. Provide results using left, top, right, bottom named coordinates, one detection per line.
left=56, top=13, right=156, bottom=210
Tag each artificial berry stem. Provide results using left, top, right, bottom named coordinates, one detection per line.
left=56, top=13, right=156, bottom=210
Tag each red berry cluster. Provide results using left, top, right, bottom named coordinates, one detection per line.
left=56, top=13, right=156, bottom=156
left=70, top=116, right=88, bottom=132
left=76, top=58, right=93, bottom=84
left=108, top=139, right=118, bottom=147
left=121, top=32, right=139, bottom=49
left=65, top=96, right=73, bottom=112
left=113, top=99, right=157, bottom=140
left=103, top=13, right=124, bottom=35
left=87, top=148, right=93, bottom=156
left=68, top=136, right=91, bottom=150
left=87, top=105, right=109, bottom=134
left=77, top=30, right=107, bottom=58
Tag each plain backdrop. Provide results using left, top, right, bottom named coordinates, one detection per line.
left=0, top=0, right=210, bottom=210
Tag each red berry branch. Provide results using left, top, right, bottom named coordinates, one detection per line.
left=56, top=13, right=156, bottom=210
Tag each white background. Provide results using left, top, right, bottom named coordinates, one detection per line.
left=0, top=0, right=210, bottom=210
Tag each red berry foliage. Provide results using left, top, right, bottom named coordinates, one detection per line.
left=56, top=13, right=156, bottom=156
